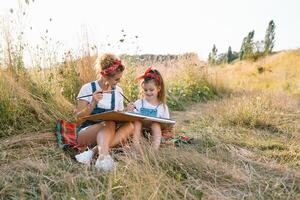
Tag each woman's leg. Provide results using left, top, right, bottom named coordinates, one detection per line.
left=96, top=121, right=116, bottom=158
left=77, top=121, right=116, bottom=157
left=79, top=122, right=134, bottom=155
left=77, top=122, right=105, bottom=151
left=75, top=122, right=106, bottom=164
left=151, top=122, right=162, bottom=150
left=110, top=122, right=134, bottom=147
left=93, top=121, right=118, bottom=171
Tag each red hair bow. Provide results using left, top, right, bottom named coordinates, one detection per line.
left=136, top=66, right=161, bottom=81
left=101, top=60, right=122, bottom=76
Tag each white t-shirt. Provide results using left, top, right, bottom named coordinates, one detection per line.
left=77, top=81, right=124, bottom=111
left=134, top=99, right=170, bottom=118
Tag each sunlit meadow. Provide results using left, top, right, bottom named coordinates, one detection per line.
left=0, top=1, right=299, bottom=199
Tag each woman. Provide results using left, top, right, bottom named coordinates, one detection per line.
left=74, top=53, right=134, bottom=171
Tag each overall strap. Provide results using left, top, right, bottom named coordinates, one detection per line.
left=91, top=81, right=97, bottom=93
left=91, top=81, right=97, bottom=108
left=111, top=89, right=115, bottom=110
left=141, top=99, right=144, bottom=108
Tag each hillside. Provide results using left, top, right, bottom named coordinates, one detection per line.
left=208, top=49, right=300, bottom=96
left=0, top=50, right=299, bottom=199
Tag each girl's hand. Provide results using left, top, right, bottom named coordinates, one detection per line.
left=92, top=89, right=103, bottom=103
left=127, top=102, right=136, bottom=112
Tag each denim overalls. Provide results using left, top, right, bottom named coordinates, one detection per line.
left=77, top=81, right=115, bottom=133
left=139, top=99, right=160, bottom=117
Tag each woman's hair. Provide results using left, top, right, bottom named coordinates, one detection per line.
left=99, top=53, right=125, bottom=77
left=141, top=69, right=166, bottom=105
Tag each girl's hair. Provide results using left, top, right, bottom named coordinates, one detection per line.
left=141, top=69, right=166, bottom=105
left=99, top=53, right=125, bottom=77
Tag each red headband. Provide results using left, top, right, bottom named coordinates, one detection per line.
left=136, top=66, right=161, bottom=81
left=100, top=60, right=122, bottom=76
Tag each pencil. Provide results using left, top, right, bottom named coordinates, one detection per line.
left=77, top=90, right=114, bottom=99
left=119, top=92, right=139, bottom=111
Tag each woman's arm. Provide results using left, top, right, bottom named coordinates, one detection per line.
left=75, top=89, right=103, bottom=118
left=75, top=99, right=97, bottom=118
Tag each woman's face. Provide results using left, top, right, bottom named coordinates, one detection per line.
left=106, top=71, right=123, bottom=88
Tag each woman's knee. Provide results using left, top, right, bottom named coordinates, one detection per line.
left=134, top=121, right=142, bottom=129
left=102, top=121, right=116, bottom=126
left=104, top=121, right=116, bottom=128
left=128, top=122, right=135, bottom=131
left=77, top=131, right=97, bottom=145
left=119, top=122, right=134, bottom=132
left=151, top=122, right=161, bottom=129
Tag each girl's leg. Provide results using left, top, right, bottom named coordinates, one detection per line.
left=151, top=122, right=162, bottom=150
left=133, top=121, right=143, bottom=154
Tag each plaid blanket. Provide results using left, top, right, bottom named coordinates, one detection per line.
left=161, top=130, right=193, bottom=145
left=55, top=120, right=86, bottom=151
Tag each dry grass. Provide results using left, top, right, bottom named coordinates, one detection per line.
left=1, top=89, right=299, bottom=199
left=208, top=49, right=300, bottom=96
left=1, top=50, right=300, bottom=199
left=0, top=70, right=74, bottom=137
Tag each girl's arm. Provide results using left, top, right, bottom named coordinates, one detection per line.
left=159, top=104, right=170, bottom=118
left=126, top=99, right=141, bottom=112
left=126, top=102, right=136, bottom=112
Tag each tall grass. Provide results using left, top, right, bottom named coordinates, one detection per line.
left=0, top=51, right=218, bottom=138
left=0, top=70, right=73, bottom=137
left=121, top=54, right=218, bottom=110
left=166, top=61, right=218, bottom=110
left=0, top=135, right=203, bottom=199
left=218, top=92, right=299, bottom=133
left=0, top=89, right=299, bottom=199
left=199, top=90, right=300, bottom=168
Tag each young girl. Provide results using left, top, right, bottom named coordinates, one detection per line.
left=75, top=53, right=134, bottom=171
left=128, top=66, right=170, bottom=151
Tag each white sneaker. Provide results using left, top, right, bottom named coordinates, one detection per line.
left=95, top=155, right=116, bottom=172
left=75, top=150, right=94, bottom=166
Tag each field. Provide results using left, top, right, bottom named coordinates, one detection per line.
left=0, top=50, right=299, bottom=199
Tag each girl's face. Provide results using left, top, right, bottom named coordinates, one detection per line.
left=143, top=81, right=160, bottom=101
left=106, top=71, right=123, bottom=88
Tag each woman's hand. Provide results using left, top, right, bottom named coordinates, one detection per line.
left=76, top=89, right=104, bottom=119
left=127, top=102, right=136, bottom=112
left=92, top=89, right=104, bottom=103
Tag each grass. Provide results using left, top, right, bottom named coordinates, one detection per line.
left=0, top=89, right=299, bottom=199
left=0, top=70, right=74, bottom=137
left=208, top=49, right=300, bottom=96
left=0, top=49, right=300, bottom=199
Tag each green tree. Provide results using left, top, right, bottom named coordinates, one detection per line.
left=240, top=30, right=255, bottom=60
left=264, top=20, right=275, bottom=54
left=208, top=44, right=218, bottom=65
left=226, top=46, right=233, bottom=63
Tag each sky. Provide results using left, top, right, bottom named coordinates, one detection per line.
left=0, top=0, right=300, bottom=61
